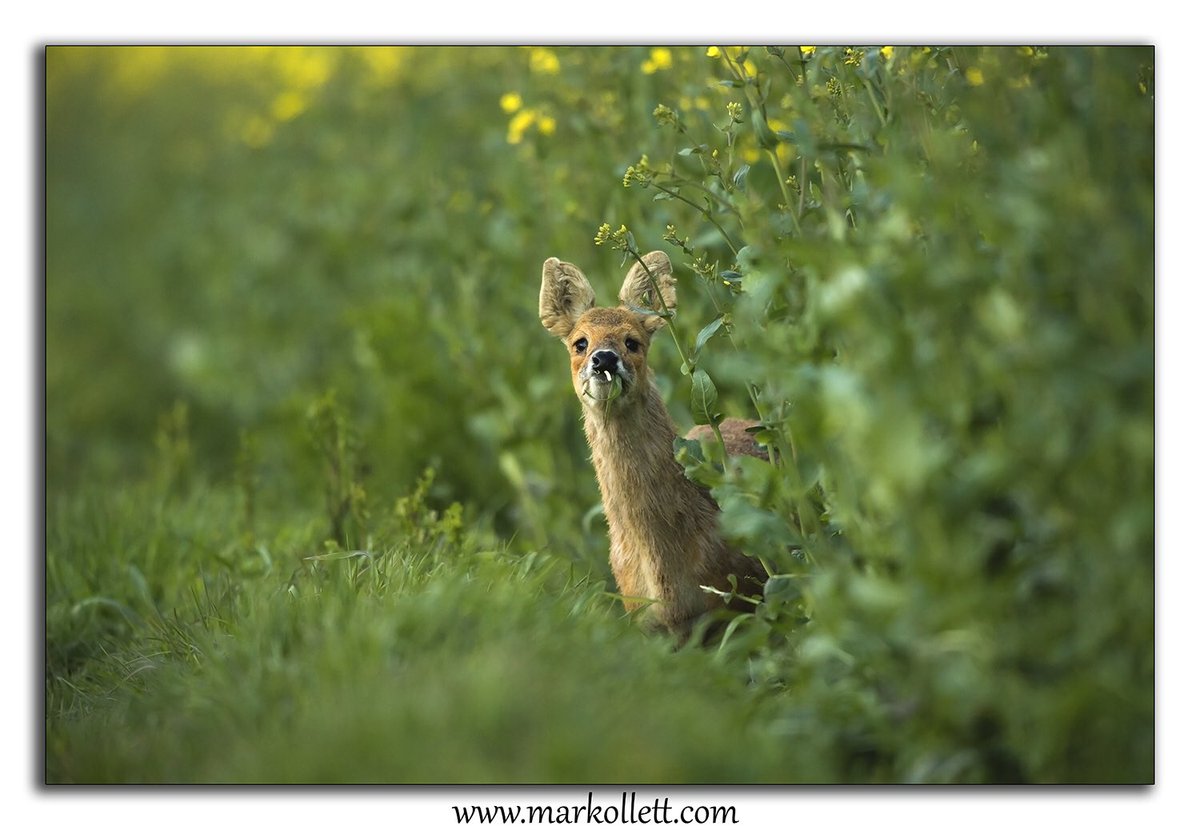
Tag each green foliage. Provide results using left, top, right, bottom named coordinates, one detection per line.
left=47, top=46, right=1153, bottom=783
left=639, top=46, right=1154, bottom=783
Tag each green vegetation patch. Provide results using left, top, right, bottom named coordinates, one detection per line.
left=46, top=46, right=1153, bottom=783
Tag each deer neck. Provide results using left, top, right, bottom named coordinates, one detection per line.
left=582, top=381, right=706, bottom=518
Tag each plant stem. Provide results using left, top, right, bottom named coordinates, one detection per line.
left=669, top=175, right=741, bottom=219
left=766, top=148, right=803, bottom=236
left=719, top=48, right=803, bottom=237
left=796, top=157, right=808, bottom=222
left=628, top=248, right=688, bottom=375
left=771, top=50, right=800, bottom=84
left=864, top=78, right=888, bottom=128
left=647, top=182, right=740, bottom=254
left=628, top=247, right=727, bottom=461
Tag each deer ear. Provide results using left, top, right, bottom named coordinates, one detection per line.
left=618, top=250, right=676, bottom=332
left=540, top=257, right=596, bottom=340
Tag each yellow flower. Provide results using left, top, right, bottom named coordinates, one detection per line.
left=529, top=47, right=560, bottom=75
left=499, top=92, right=523, bottom=113
left=707, top=45, right=756, bottom=63
left=356, top=47, right=409, bottom=85
left=743, top=59, right=758, bottom=78
left=800, top=46, right=816, bottom=56
left=966, top=67, right=985, bottom=86
left=880, top=46, right=894, bottom=60
left=275, top=48, right=331, bottom=91
left=641, top=47, right=673, bottom=74
left=507, top=109, right=537, bottom=144
left=270, top=90, right=307, bottom=121
left=507, top=107, right=555, bottom=143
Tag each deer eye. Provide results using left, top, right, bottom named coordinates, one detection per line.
left=625, top=338, right=640, bottom=352
left=573, top=337, right=588, bottom=354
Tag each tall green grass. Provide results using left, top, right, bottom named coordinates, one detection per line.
left=47, top=472, right=813, bottom=784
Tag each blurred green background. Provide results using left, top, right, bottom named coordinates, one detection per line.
left=46, top=46, right=1154, bottom=783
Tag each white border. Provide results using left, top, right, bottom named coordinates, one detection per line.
left=13, top=3, right=1196, bottom=828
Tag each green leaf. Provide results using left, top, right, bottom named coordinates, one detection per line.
left=305, top=549, right=374, bottom=563
left=694, top=315, right=727, bottom=355
left=690, top=368, right=722, bottom=426
left=818, top=141, right=872, bottom=154
left=789, top=119, right=817, bottom=155
left=751, top=110, right=778, bottom=149
left=674, top=436, right=723, bottom=489
left=673, top=436, right=704, bottom=467
left=763, top=573, right=804, bottom=604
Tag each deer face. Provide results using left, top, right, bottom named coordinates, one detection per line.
left=539, top=252, right=677, bottom=413
left=565, top=307, right=654, bottom=410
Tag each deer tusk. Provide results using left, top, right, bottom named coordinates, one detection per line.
left=603, top=370, right=612, bottom=382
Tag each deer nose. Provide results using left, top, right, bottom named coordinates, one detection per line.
left=590, top=350, right=619, bottom=375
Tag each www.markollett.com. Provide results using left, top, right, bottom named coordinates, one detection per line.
left=452, top=791, right=738, bottom=825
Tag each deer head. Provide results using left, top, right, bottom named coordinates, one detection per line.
left=539, top=252, right=677, bottom=412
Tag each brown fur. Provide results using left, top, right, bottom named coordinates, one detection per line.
left=539, top=252, right=768, bottom=638
left=685, top=421, right=770, bottom=461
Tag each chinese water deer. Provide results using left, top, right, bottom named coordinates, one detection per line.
left=539, top=250, right=768, bottom=639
